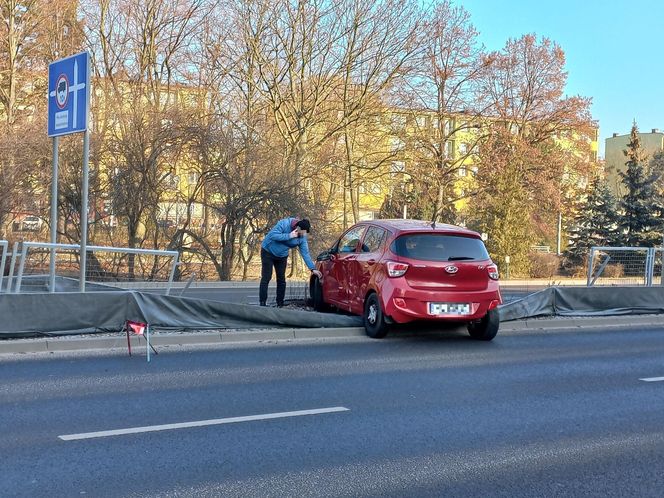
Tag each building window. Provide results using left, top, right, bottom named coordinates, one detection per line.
left=443, top=119, right=454, bottom=136
left=459, top=143, right=468, bottom=155
left=391, top=114, right=406, bottom=130
left=391, top=161, right=406, bottom=174
left=360, top=182, right=381, bottom=195
left=444, top=141, right=455, bottom=159
left=187, top=172, right=200, bottom=185
left=390, top=138, right=405, bottom=153
left=164, top=173, right=179, bottom=189
left=458, top=167, right=467, bottom=177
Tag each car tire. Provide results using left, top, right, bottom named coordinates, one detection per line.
left=364, top=293, right=389, bottom=339
left=467, top=309, right=500, bottom=341
left=311, top=277, right=329, bottom=312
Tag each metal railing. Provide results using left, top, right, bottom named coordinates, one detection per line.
left=587, top=246, right=658, bottom=286
left=13, top=242, right=179, bottom=294
left=0, top=240, right=7, bottom=293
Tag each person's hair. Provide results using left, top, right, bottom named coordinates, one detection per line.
left=295, top=218, right=311, bottom=233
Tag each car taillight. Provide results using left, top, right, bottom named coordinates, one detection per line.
left=387, top=261, right=409, bottom=278
left=487, top=264, right=499, bottom=280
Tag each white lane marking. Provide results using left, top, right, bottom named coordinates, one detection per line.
left=59, top=406, right=349, bottom=441
left=639, top=376, right=664, bottom=382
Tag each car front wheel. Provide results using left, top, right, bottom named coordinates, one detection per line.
left=311, top=277, right=329, bottom=312
left=364, top=293, right=389, bottom=339
left=467, top=308, right=500, bottom=341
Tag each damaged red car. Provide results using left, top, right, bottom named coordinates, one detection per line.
left=310, top=219, right=502, bottom=340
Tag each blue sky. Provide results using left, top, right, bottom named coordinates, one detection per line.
left=458, top=0, right=664, bottom=157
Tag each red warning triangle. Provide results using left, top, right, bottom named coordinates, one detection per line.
left=127, top=321, right=146, bottom=336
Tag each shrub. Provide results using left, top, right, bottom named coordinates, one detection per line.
left=528, top=252, right=561, bottom=278
left=571, top=263, right=588, bottom=278
left=603, top=263, right=624, bottom=278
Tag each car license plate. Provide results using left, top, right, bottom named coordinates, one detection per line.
left=429, top=302, right=471, bottom=315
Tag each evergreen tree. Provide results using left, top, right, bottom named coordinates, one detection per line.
left=620, top=122, right=663, bottom=246
left=564, top=175, right=619, bottom=268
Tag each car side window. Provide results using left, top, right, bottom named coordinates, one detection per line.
left=361, top=227, right=387, bottom=253
left=337, top=226, right=367, bottom=253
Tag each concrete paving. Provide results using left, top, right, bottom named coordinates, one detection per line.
left=1, top=314, right=663, bottom=355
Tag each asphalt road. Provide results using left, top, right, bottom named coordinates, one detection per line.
left=5, top=325, right=664, bottom=497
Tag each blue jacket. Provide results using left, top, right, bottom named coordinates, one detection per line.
left=261, top=217, right=316, bottom=270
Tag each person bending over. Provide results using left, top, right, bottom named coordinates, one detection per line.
left=259, top=217, right=323, bottom=307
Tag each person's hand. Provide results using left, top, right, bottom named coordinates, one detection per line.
left=311, top=269, right=322, bottom=279
left=289, top=229, right=299, bottom=239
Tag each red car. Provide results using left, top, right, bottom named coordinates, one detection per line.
left=310, top=219, right=502, bottom=340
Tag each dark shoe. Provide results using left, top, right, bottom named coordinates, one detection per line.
left=276, top=303, right=284, bottom=308
left=259, top=302, right=266, bottom=307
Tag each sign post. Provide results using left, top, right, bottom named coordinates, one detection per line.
left=48, top=52, right=91, bottom=292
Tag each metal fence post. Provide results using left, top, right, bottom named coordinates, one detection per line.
left=178, top=272, right=197, bottom=297
left=165, top=254, right=180, bottom=296
left=587, top=248, right=595, bottom=286
left=0, top=241, right=7, bottom=293
left=646, top=247, right=655, bottom=286
left=7, top=242, right=19, bottom=293
left=15, top=243, right=28, bottom=294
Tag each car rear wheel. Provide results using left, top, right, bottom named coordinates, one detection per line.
left=364, top=293, right=389, bottom=339
left=467, top=309, right=499, bottom=341
left=311, top=277, right=329, bottom=312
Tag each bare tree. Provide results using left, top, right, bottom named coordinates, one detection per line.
left=335, top=0, right=421, bottom=225
left=84, top=0, right=207, bottom=278
left=244, top=0, right=420, bottom=220
left=394, top=0, right=492, bottom=224
left=0, top=0, right=81, bottom=239
left=481, top=34, right=593, bottom=144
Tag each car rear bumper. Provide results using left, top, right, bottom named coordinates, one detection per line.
left=379, top=280, right=502, bottom=324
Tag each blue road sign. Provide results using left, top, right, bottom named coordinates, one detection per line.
left=48, top=52, right=90, bottom=137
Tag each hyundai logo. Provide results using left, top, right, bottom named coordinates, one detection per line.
left=445, top=265, right=459, bottom=274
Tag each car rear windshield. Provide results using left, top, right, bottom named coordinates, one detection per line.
left=390, top=233, right=489, bottom=262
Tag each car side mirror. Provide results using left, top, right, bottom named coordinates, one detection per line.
left=317, top=250, right=333, bottom=261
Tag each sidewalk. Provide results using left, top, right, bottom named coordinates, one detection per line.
left=1, top=314, right=662, bottom=355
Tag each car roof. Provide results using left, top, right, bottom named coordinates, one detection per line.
left=357, top=219, right=481, bottom=238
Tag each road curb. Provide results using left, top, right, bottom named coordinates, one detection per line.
left=503, top=314, right=664, bottom=331
left=1, top=315, right=663, bottom=355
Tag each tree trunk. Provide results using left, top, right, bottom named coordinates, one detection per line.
left=219, top=222, right=236, bottom=280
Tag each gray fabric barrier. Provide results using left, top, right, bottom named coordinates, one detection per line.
left=0, top=291, right=362, bottom=338
left=499, top=286, right=664, bottom=322
left=4, top=285, right=662, bottom=338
